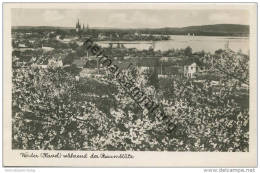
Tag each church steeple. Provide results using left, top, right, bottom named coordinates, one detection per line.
left=75, top=19, right=89, bottom=33
left=76, top=19, right=81, bottom=32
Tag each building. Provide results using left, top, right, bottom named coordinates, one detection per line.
left=48, top=59, right=63, bottom=67
left=18, top=43, right=27, bottom=48
left=75, top=19, right=89, bottom=33
left=137, top=66, right=151, bottom=74
left=160, top=57, right=170, bottom=62
left=31, top=64, right=48, bottom=69
left=76, top=19, right=81, bottom=32
left=184, top=62, right=201, bottom=78
left=42, top=46, right=54, bottom=52
left=98, top=33, right=107, bottom=40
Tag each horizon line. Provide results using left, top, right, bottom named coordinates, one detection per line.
left=11, top=23, right=249, bottom=30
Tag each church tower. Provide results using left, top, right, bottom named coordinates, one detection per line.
left=75, top=19, right=81, bottom=32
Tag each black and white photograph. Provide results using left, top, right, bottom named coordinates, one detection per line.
left=3, top=2, right=257, bottom=167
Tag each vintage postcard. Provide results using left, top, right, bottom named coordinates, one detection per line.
left=3, top=3, right=257, bottom=167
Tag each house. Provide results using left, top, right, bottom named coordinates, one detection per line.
left=18, top=43, right=27, bottom=48
left=42, top=46, right=54, bottom=52
left=48, top=59, right=63, bottom=67
left=29, top=40, right=35, bottom=44
left=75, top=76, right=80, bottom=81
left=158, top=74, right=168, bottom=78
left=137, top=66, right=151, bottom=74
left=32, top=64, right=48, bottom=69
left=184, top=62, right=202, bottom=78
left=98, top=33, right=107, bottom=40
left=160, top=57, right=169, bottom=62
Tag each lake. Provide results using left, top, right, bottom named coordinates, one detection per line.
left=96, top=35, right=249, bottom=54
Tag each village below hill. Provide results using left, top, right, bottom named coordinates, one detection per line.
left=12, top=21, right=249, bottom=151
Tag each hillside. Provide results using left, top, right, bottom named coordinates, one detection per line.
left=181, top=24, right=249, bottom=36
left=139, top=24, right=249, bottom=36
left=12, top=24, right=249, bottom=37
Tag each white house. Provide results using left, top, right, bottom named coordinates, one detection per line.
left=98, top=33, right=107, bottom=40
left=32, top=64, right=48, bottom=69
left=184, top=62, right=200, bottom=78
left=137, top=66, right=150, bottom=74
left=160, top=57, right=169, bottom=62
left=158, top=74, right=168, bottom=78
left=48, top=59, right=63, bottom=67
left=18, top=43, right=26, bottom=48
left=75, top=76, right=80, bottom=81
left=42, top=46, right=54, bottom=52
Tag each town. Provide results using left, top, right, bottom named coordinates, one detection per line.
left=12, top=19, right=249, bottom=152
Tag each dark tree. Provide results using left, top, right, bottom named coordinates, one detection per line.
left=184, top=46, right=192, bottom=56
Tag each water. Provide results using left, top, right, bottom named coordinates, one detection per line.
left=97, top=35, right=249, bottom=54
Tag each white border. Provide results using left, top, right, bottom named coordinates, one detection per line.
left=1, top=1, right=258, bottom=169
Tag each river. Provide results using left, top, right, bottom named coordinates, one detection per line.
left=96, top=35, right=249, bottom=54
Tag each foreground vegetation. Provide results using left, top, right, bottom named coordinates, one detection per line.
left=12, top=47, right=249, bottom=151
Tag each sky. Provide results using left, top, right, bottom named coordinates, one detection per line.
left=11, top=9, right=249, bottom=28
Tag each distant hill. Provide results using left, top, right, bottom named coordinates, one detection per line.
left=12, top=24, right=249, bottom=37
left=138, top=24, right=249, bottom=36
left=12, top=26, right=74, bottom=31
left=180, top=24, right=249, bottom=36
